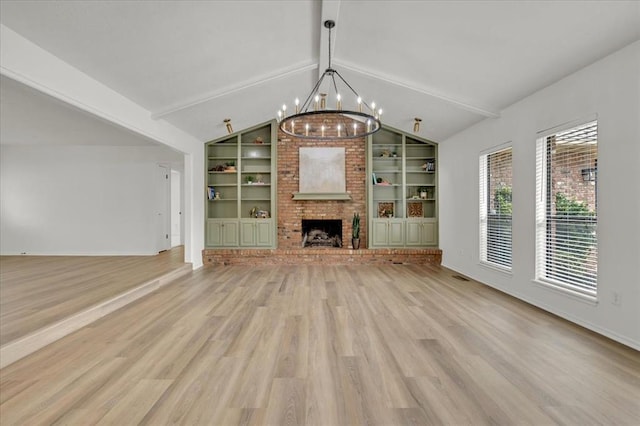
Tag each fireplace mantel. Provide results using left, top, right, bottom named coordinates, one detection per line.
left=292, top=192, right=352, bottom=200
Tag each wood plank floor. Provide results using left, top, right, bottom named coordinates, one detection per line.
left=1, top=263, right=639, bottom=425
left=0, top=247, right=185, bottom=346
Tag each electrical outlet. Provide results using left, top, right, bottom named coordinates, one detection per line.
left=612, top=291, right=621, bottom=306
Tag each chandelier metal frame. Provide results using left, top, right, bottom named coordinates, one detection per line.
left=277, top=20, right=381, bottom=140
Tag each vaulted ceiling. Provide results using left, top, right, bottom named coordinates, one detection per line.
left=1, top=0, right=639, bottom=145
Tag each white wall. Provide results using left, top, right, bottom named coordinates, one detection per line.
left=1, top=25, right=205, bottom=268
left=0, top=145, right=183, bottom=255
left=439, top=41, right=640, bottom=349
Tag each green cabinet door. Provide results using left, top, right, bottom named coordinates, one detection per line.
left=206, top=220, right=222, bottom=246
left=371, top=220, right=390, bottom=246
left=406, top=219, right=438, bottom=246
left=405, top=221, right=423, bottom=246
left=240, top=220, right=257, bottom=246
left=255, top=220, right=273, bottom=247
left=421, top=220, right=437, bottom=245
left=388, top=219, right=405, bottom=246
left=221, top=221, right=239, bottom=246
left=371, top=219, right=404, bottom=246
left=239, top=219, right=273, bottom=247
left=207, top=219, right=239, bottom=247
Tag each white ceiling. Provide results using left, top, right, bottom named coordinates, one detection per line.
left=1, top=0, right=639, bottom=144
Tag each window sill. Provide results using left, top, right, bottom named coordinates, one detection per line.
left=479, top=261, right=512, bottom=276
left=531, top=279, right=598, bottom=306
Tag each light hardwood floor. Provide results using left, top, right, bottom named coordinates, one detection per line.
left=1, top=263, right=639, bottom=425
left=0, top=247, right=185, bottom=346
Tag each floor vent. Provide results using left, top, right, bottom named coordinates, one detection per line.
left=452, top=274, right=470, bottom=282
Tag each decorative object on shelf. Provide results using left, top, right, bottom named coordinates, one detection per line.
left=378, top=202, right=394, bottom=218
left=277, top=20, right=381, bottom=140
left=224, top=161, right=236, bottom=172
left=418, top=187, right=428, bottom=199
left=414, top=117, right=422, bottom=133
left=422, top=162, right=428, bottom=171
left=426, top=159, right=436, bottom=172
left=214, top=192, right=220, bottom=200
left=376, top=177, right=391, bottom=185
left=207, top=186, right=215, bottom=200
left=255, top=173, right=264, bottom=184
left=245, top=175, right=254, bottom=184
left=352, top=212, right=361, bottom=249
left=408, top=201, right=424, bottom=218
left=249, top=206, right=270, bottom=218
left=224, top=118, right=233, bottom=134
left=380, top=149, right=390, bottom=157
left=254, top=136, right=264, bottom=144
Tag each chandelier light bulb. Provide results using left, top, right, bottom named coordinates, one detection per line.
left=336, top=94, right=342, bottom=110
left=295, top=98, right=300, bottom=113
left=282, top=104, right=287, bottom=118
left=277, top=110, right=282, bottom=121
left=305, top=123, right=310, bottom=136
left=371, top=102, right=376, bottom=113
left=321, top=125, right=325, bottom=137
left=337, top=124, right=342, bottom=137
left=314, top=95, right=319, bottom=111
left=357, top=96, right=362, bottom=112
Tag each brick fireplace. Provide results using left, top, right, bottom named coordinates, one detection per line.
left=277, top=129, right=367, bottom=249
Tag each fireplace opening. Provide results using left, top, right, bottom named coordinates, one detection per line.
left=302, top=219, right=342, bottom=248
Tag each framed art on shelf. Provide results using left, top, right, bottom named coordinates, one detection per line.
left=407, top=201, right=423, bottom=218
left=377, top=202, right=395, bottom=218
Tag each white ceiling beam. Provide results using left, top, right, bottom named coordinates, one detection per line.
left=151, top=61, right=318, bottom=119
left=334, top=59, right=501, bottom=119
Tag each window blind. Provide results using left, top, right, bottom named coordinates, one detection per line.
left=536, top=121, right=598, bottom=295
left=480, top=146, right=513, bottom=269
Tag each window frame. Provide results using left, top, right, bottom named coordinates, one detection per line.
left=535, top=118, right=598, bottom=299
left=479, top=143, right=513, bottom=272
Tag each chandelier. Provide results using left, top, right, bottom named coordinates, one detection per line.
left=277, top=20, right=382, bottom=140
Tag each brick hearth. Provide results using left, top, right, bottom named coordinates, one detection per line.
left=202, top=248, right=442, bottom=266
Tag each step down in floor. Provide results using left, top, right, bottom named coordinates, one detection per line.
left=0, top=263, right=192, bottom=369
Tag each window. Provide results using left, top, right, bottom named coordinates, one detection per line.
left=536, top=120, right=598, bottom=296
left=480, top=146, right=512, bottom=270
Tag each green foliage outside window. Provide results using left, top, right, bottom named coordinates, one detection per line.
left=553, top=192, right=597, bottom=284
left=494, top=185, right=512, bottom=215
